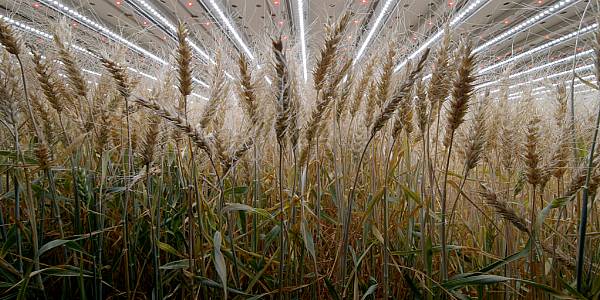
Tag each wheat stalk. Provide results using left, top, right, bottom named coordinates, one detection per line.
left=341, top=48, right=429, bottom=287
left=440, top=41, right=476, bottom=281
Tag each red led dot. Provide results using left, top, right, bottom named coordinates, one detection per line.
left=116, top=0, right=122, bottom=6
left=186, top=1, right=193, bottom=7
left=503, top=19, right=509, bottom=24
left=204, top=21, right=210, bottom=26
left=32, top=2, right=40, bottom=8
left=361, top=0, right=368, bottom=3
left=537, top=0, right=543, bottom=3
left=282, top=35, right=288, bottom=40
left=274, top=0, right=279, bottom=5
left=448, top=1, right=454, bottom=6
left=353, top=19, right=359, bottom=24
left=143, top=20, right=148, bottom=25
left=278, top=20, right=284, bottom=26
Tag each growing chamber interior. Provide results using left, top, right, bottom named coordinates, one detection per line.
left=0, top=0, right=599, bottom=298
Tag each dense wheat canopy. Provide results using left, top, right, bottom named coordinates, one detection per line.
left=1, top=0, right=600, bottom=299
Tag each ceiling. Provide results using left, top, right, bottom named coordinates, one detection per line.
left=0, top=0, right=596, bottom=98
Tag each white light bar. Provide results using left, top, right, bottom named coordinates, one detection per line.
left=486, top=64, right=594, bottom=93
left=486, top=63, right=593, bottom=92
left=37, top=0, right=209, bottom=87
left=530, top=77, right=592, bottom=95
left=508, top=49, right=593, bottom=79
left=507, top=76, right=594, bottom=100
left=192, top=93, right=209, bottom=101
left=478, top=50, right=594, bottom=90
left=1, top=15, right=51, bottom=39
left=354, top=0, right=395, bottom=64
left=474, top=0, right=578, bottom=54
left=479, top=23, right=597, bottom=74
left=129, top=0, right=230, bottom=81
left=128, top=1, right=236, bottom=82
left=2, top=14, right=209, bottom=100
left=394, top=0, right=488, bottom=72
left=82, top=69, right=101, bottom=76
left=205, top=0, right=254, bottom=60
left=130, top=0, right=212, bottom=62
left=127, top=67, right=158, bottom=81
left=39, top=0, right=167, bottom=65
left=2, top=15, right=102, bottom=74
left=1, top=14, right=93, bottom=57
left=193, top=77, right=210, bottom=88
left=297, top=0, right=308, bottom=82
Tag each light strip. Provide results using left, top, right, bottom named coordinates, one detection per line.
left=394, top=0, right=488, bottom=72
left=478, top=23, right=597, bottom=74
left=36, top=0, right=209, bottom=87
left=127, top=67, right=158, bottom=81
left=508, top=49, right=593, bottom=79
left=205, top=0, right=254, bottom=60
left=82, top=69, right=101, bottom=76
left=200, top=0, right=271, bottom=85
left=1, top=15, right=51, bottom=39
left=40, top=0, right=167, bottom=65
left=507, top=78, right=594, bottom=100
left=1, top=14, right=209, bottom=100
left=478, top=49, right=594, bottom=90
left=507, top=78, right=583, bottom=97
left=0, top=14, right=93, bottom=56
left=474, top=0, right=579, bottom=53
left=297, top=0, right=308, bottom=82
left=129, top=0, right=234, bottom=80
left=3, top=15, right=102, bottom=76
left=192, top=93, right=209, bottom=101
left=485, top=64, right=593, bottom=92
left=354, top=0, right=396, bottom=64
left=129, top=0, right=212, bottom=62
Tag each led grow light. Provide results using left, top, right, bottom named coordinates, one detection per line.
left=35, top=0, right=210, bottom=88
left=507, top=76, right=595, bottom=100
left=2, top=15, right=100, bottom=72
left=394, top=0, right=489, bottom=72
left=127, top=67, right=158, bottom=81
left=38, top=0, right=167, bottom=65
left=486, top=63, right=594, bottom=92
left=1, top=15, right=51, bottom=39
left=1, top=14, right=209, bottom=99
left=474, top=0, right=579, bottom=54
left=508, top=49, right=593, bottom=79
left=203, top=0, right=254, bottom=60
left=297, top=0, right=308, bottom=82
left=129, top=0, right=212, bottom=62
left=478, top=48, right=594, bottom=91
left=354, top=0, right=396, bottom=64
left=478, top=23, right=597, bottom=74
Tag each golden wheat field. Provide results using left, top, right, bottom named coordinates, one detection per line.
left=0, top=0, right=600, bottom=299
